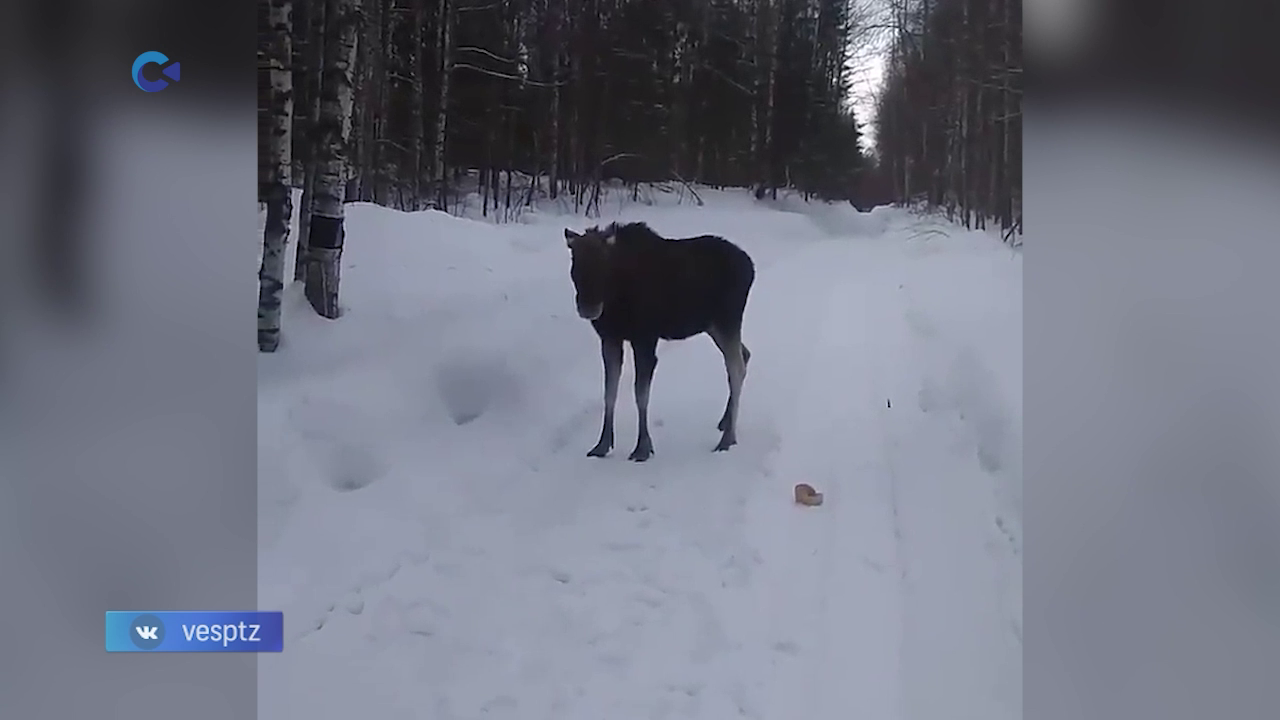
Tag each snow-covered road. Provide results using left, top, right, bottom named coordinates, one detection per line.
left=257, top=188, right=1021, bottom=719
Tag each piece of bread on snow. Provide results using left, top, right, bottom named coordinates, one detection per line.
left=794, top=483, right=823, bottom=506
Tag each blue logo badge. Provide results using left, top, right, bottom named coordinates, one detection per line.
left=132, top=52, right=181, bottom=92
left=128, top=613, right=166, bottom=650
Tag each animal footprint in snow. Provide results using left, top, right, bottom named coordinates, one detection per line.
left=327, top=444, right=384, bottom=492
left=343, top=593, right=365, bottom=615
left=794, top=483, right=824, bottom=506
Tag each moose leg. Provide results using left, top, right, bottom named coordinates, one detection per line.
left=628, top=338, right=659, bottom=462
left=708, top=327, right=747, bottom=450
left=710, top=329, right=750, bottom=436
left=589, top=338, right=624, bottom=457
left=716, top=341, right=751, bottom=431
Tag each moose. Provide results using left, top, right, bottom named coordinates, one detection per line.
left=564, top=221, right=755, bottom=461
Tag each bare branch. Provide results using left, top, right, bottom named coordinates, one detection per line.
left=451, top=62, right=566, bottom=87
left=456, top=45, right=519, bottom=65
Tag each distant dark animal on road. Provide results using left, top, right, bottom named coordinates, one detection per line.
left=564, top=221, right=755, bottom=461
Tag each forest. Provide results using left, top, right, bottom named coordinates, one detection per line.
left=875, top=0, right=1022, bottom=237
left=257, top=0, right=1021, bottom=350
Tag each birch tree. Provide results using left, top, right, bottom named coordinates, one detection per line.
left=303, top=0, right=361, bottom=319
left=294, top=0, right=326, bottom=281
left=258, top=0, right=294, bottom=352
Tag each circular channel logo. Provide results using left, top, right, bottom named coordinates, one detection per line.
left=132, top=52, right=181, bottom=92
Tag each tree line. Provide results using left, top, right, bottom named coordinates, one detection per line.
left=256, top=0, right=1020, bottom=352
left=873, top=0, right=1022, bottom=239
left=321, top=0, right=870, bottom=212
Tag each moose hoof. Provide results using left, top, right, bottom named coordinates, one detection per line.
left=587, top=443, right=612, bottom=458
left=713, top=436, right=737, bottom=452
left=628, top=445, right=653, bottom=462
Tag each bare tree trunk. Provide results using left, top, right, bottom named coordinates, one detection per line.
left=755, top=0, right=779, bottom=198
left=296, top=171, right=316, bottom=281
left=345, top=0, right=365, bottom=201
left=295, top=0, right=327, bottom=282
left=667, top=10, right=683, bottom=177
left=694, top=1, right=710, bottom=181
left=550, top=70, right=561, bottom=199
left=258, top=0, right=294, bottom=351
left=549, top=0, right=562, bottom=200
left=432, top=0, right=454, bottom=210
left=370, top=0, right=391, bottom=205
left=569, top=35, right=581, bottom=210
left=1001, top=0, right=1018, bottom=234
left=748, top=0, right=761, bottom=186
left=987, top=0, right=999, bottom=226
left=409, top=0, right=425, bottom=209
left=304, top=0, right=360, bottom=319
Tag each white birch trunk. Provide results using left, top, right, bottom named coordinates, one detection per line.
left=304, top=0, right=360, bottom=319
left=258, top=0, right=294, bottom=352
left=295, top=0, right=327, bottom=282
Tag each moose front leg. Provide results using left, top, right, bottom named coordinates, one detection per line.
left=628, top=338, right=659, bottom=462
left=589, top=338, right=624, bottom=457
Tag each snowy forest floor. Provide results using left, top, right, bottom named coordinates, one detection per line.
left=257, top=186, right=1023, bottom=720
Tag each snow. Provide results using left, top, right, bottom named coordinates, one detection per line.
left=257, top=186, right=1022, bottom=719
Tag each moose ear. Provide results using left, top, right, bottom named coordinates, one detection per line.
left=564, top=228, right=580, bottom=247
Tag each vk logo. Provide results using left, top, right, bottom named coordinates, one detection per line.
left=129, top=613, right=166, bottom=650
left=132, top=51, right=181, bottom=92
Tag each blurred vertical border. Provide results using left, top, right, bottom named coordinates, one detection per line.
left=0, top=1, right=260, bottom=719
left=1026, top=0, right=1280, bottom=719
left=2, top=0, right=1280, bottom=717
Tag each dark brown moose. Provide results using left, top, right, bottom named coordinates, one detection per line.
left=565, top=221, right=755, bottom=462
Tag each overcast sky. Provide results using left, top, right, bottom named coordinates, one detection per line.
left=847, top=0, right=893, bottom=156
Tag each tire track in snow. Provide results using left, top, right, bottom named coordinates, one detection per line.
left=741, top=240, right=906, bottom=720
left=884, top=289, right=1023, bottom=720
left=261, top=211, right=1020, bottom=719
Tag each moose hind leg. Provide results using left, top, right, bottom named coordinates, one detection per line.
left=710, top=328, right=749, bottom=434
left=709, top=327, right=747, bottom=450
left=589, top=338, right=624, bottom=457
left=716, top=342, right=751, bottom=431
left=628, top=338, right=658, bottom=462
